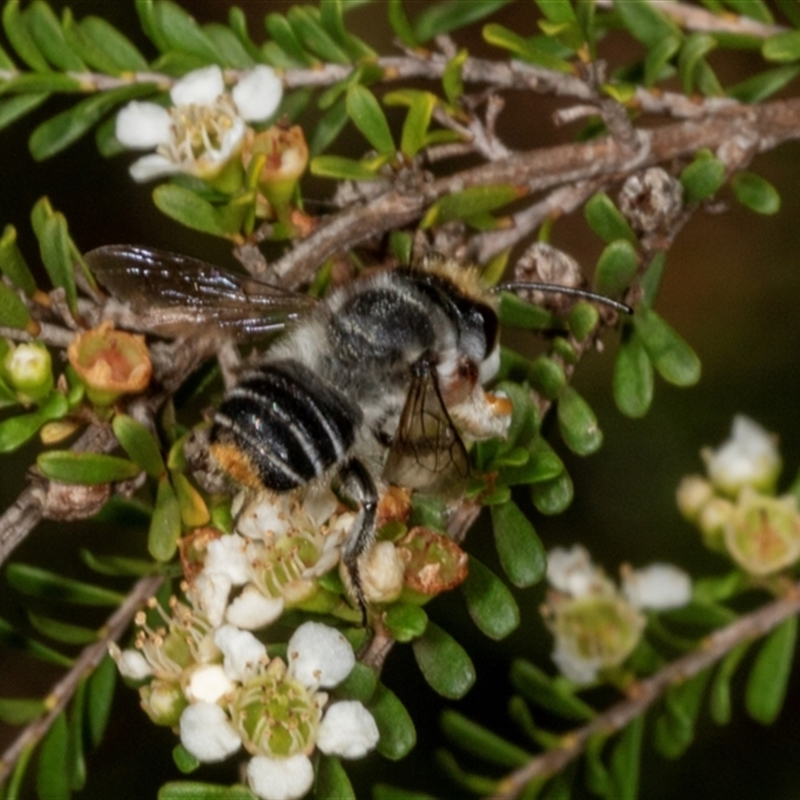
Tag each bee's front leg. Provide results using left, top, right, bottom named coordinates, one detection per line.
left=337, top=457, right=378, bottom=625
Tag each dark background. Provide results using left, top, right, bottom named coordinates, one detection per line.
left=2, top=2, right=800, bottom=798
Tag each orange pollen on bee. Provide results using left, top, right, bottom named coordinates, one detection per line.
left=485, top=392, right=513, bottom=416
left=208, top=441, right=264, bottom=490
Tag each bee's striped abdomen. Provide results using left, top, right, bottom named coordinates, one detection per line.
left=210, top=360, right=360, bottom=491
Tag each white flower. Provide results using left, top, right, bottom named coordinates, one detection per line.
left=546, top=545, right=611, bottom=597
left=205, top=534, right=250, bottom=586
left=225, top=585, right=285, bottom=630
left=702, top=415, right=781, bottom=495
left=232, top=65, right=283, bottom=122
left=179, top=702, right=241, bottom=763
left=551, top=637, right=604, bottom=685
left=622, top=563, right=692, bottom=610
left=214, top=624, right=267, bottom=681
left=190, top=571, right=233, bottom=628
left=236, top=492, right=293, bottom=540
left=185, top=663, right=235, bottom=704
left=287, top=622, right=355, bottom=688
left=115, top=64, right=283, bottom=183
left=317, top=700, right=380, bottom=758
left=247, top=753, right=314, bottom=800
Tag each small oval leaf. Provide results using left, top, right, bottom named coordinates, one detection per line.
left=149, top=474, right=181, bottom=562
left=613, top=327, right=654, bottom=418
left=490, top=500, right=546, bottom=587
left=460, top=555, right=520, bottom=640
left=369, top=683, right=416, bottom=760
left=731, top=171, right=781, bottom=215
left=112, top=414, right=165, bottom=478
left=745, top=616, right=797, bottom=724
left=633, top=308, right=701, bottom=386
left=346, top=84, right=395, bottom=156
left=557, top=385, right=603, bottom=455
left=37, top=450, right=141, bottom=484
left=411, top=621, right=475, bottom=699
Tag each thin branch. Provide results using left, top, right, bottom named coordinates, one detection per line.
left=490, top=581, right=800, bottom=799
left=0, top=573, right=164, bottom=785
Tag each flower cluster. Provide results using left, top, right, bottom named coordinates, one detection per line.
left=542, top=545, right=691, bottom=684
left=677, top=414, right=800, bottom=577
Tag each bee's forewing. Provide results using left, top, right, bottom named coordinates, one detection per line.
left=85, top=244, right=315, bottom=337
left=382, top=359, right=469, bottom=498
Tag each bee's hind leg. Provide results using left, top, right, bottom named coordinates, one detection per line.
left=336, top=458, right=378, bottom=625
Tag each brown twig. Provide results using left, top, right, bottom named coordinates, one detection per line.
left=0, top=573, right=164, bottom=785
left=490, top=582, right=800, bottom=799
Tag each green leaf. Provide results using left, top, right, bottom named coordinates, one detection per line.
left=6, top=563, right=125, bottom=605
left=727, top=65, right=800, bottom=103
left=286, top=5, right=350, bottom=64
left=158, top=782, right=256, bottom=800
left=0, top=91, right=50, bottom=136
left=0, top=282, right=31, bottom=330
left=87, top=654, right=117, bottom=747
left=584, top=193, right=637, bottom=245
left=316, top=757, right=355, bottom=800
left=30, top=83, right=154, bottom=160
left=0, top=615, right=72, bottom=666
left=557, top=385, right=603, bottom=455
left=28, top=611, right=97, bottom=645
left=37, top=210, right=77, bottom=314
left=0, top=696, right=46, bottom=724
left=321, top=0, right=374, bottom=61
left=336, top=663, right=377, bottom=704
left=536, top=0, right=577, bottom=24
left=633, top=308, right=701, bottom=386
left=412, top=621, right=476, bottom=699
left=149, top=0, right=221, bottom=62
left=0, top=393, right=68, bottom=453
left=709, top=641, right=749, bottom=726
left=423, top=184, right=519, bottom=227
left=68, top=679, right=87, bottom=790
left=203, top=23, right=255, bottom=69
left=77, top=15, right=150, bottom=72
left=678, top=33, right=717, bottom=95
left=346, top=84, right=395, bottom=155
left=509, top=659, right=595, bottom=721
left=731, top=171, right=781, bottom=215
left=680, top=150, right=726, bottom=202
left=653, top=669, right=711, bottom=758
left=723, top=0, right=773, bottom=22
left=763, top=29, right=800, bottom=62
left=113, top=414, right=165, bottom=478
left=441, top=710, right=530, bottom=768
left=613, top=0, right=681, bottom=48
left=265, top=12, right=314, bottom=67
left=595, top=239, right=638, bottom=297
left=369, top=683, right=417, bottom=760
left=531, top=467, right=573, bottom=515
left=443, top=48, right=467, bottom=104
left=387, top=0, right=418, bottom=48
left=384, top=89, right=437, bottom=159
left=37, top=450, right=141, bottom=484
left=172, top=743, right=200, bottom=774
left=497, top=293, right=554, bottom=330
left=373, top=787, right=438, bottom=800
left=383, top=603, right=428, bottom=642
left=568, top=301, right=599, bottom=342
left=37, top=711, right=70, bottom=800
left=413, top=0, right=513, bottom=43
left=613, top=326, right=654, bottom=418
left=639, top=251, right=665, bottom=309
left=25, top=0, right=85, bottom=71
left=490, top=500, right=546, bottom=588
left=310, top=154, right=380, bottom=180
left=228, top=7, right=262, bottom=63
left=153, top=184, right=229, bottom=238
left=460, top=555, right=520, bottom=640
left=745, top=616, right=797, bottom=724
left=644, top=34, right=681, bottom=87
left=609, top=716, right=643, bottom=799
left=149, top=474, right=182, bottom=562
left=483, top=23, right=574, bottom=72
left=3, top=0, right=50, bottom=71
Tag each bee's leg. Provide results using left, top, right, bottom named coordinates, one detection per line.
left=337, top=457, right=378, bottom=624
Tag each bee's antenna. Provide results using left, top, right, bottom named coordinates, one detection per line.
left=495, top=281, right=633, bottom=315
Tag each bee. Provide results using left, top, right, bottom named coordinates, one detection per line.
left=86, top=245, right=630, bottom=619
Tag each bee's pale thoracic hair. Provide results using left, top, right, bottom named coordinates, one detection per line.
left=87, top=245, right=627, bottom=620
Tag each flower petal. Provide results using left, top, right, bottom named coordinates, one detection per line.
left=317, top=700, right=380, bottom=759
left=170, top=64, right=224, bottom=106
left=128, top=153, right=181, bottom=183
left=622, top=563, right=692, bottom=610
left=247, top=754, right=314, bottom=800
left=287, top=622, right=355, bottom=688
left=179, top=702, right=241, bottom=763
left=226, top=585, right=285, bottom=629
left=232, top=65, right=283, bottom=122
left=185, top=663, right=235, bottom=704
left=205, top=533, right=250, bottom=585
left=214, top=624, right=267, bottom=681
left=115, top=101, right=172, bottom=149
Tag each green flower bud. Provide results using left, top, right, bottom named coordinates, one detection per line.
left=4, top=341, right=53, bottom=403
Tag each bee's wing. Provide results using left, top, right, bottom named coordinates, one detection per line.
left=382, top=357, right=470, bottom=498
left=85, top=244, right=316, bottom=338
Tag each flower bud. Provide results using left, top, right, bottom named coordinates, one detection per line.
left=675, top=474, right=713, bottom=523
left=359, top=541, right=405, bottom=604
left=139, top=678, right=187, bottom=727
left=67, top=321, right=151, bottom=406
left=4, top=341, right=53, bottom=403
left=396, top=527, right=468, bottom=602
